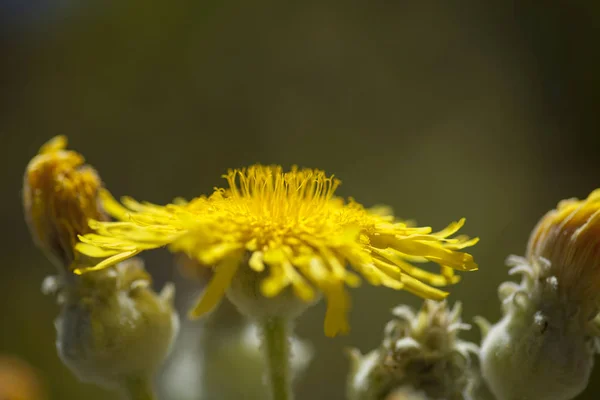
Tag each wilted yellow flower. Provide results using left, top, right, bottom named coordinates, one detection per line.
left=76, top=165, right=478, bottom=336
left=527, top=188, right=600, bottom=315
left=23, top=136, right=106, bottom=269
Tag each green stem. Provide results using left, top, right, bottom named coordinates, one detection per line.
left=120, top=376, right=156, bottom=400
left=261, top=317, right=293, bottom=400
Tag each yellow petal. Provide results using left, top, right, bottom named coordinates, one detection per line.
left=400, top=273, right=448, bottom=300
left=431, top=218, right=465, bottom=238
left=324, top=284, right=351, bottom=337
left=198, top=242, right=243, bottom=265
left=249, top=251, right=265, bottom=271
left=99, top=189, right=131, bottom=221
left=73, top=249, right=140, bottom=274
left=261, top=264, right=290, bottom=297
left=373, top=249, right=460, bottom=286
left=39, top=135, right=67, bottom=154
left=188, top=253, right=241, bottom=318
left=75, top=242, right=121, bottom=258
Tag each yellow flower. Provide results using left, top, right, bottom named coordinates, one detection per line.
left=23, top=136, right=106, bottom=268
left=527, top=188, right=600, bottom=314
left=76, top=165, right=478, bottom=336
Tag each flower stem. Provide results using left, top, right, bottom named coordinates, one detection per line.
left=120, top=376, right=156, bottom=400
left=261, top=317, right=293, bottom=400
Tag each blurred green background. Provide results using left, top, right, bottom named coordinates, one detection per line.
left=1, top=1, right=600, bottom=399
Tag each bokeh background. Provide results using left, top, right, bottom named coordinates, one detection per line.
left=2, top=1, right=600, bottom=399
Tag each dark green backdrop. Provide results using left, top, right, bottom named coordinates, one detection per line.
left=1, top=1, right=599, bottom=399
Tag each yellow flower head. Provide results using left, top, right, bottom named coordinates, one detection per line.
left=76, top=165, right=478, bottom=336
left=527, top=189, right=600, bottom=313
left=23, top=136, right=106, bottom=268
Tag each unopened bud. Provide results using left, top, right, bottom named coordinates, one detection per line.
left=54, top=258, right=179, bottom=390
left=527, top=188, right=600, bottom=317
left=480, top=257, right=595, bottom=400
left=347, top=300, right=478, bottom=400
left=23, top=136, right=106, bottom=271
left=480, top=190, right=600, bottom=400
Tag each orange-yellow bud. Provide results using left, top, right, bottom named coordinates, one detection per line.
left=527, top=189, right=600, bottom=315
left=23, top=136, right=106, bottom=269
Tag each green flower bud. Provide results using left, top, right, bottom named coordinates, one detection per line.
left=161, top=299, right=312, bottom=400
left=225, top=258, right=320, bottom=321
left=479, top=256, right=596, bottom=400
left=52, top=258, right=179, bottom=391
left=347, top=300, right=478, bottom=400
left=480, top=190, right=600, bottom=400
left=200, top=321, right=312, bottom=399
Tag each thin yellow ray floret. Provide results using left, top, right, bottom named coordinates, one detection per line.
left=76, top=165, right=478, bottom=336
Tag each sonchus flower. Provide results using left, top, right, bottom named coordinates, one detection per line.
left=23, top=135, right=107, bottom=271
left=480, top=189, right=600, bottom=400
left=23, top=136, right=179, bottom=397
left=347, top=301, right=479, bottom=400
left=76, top=165, right=478, bottom=336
